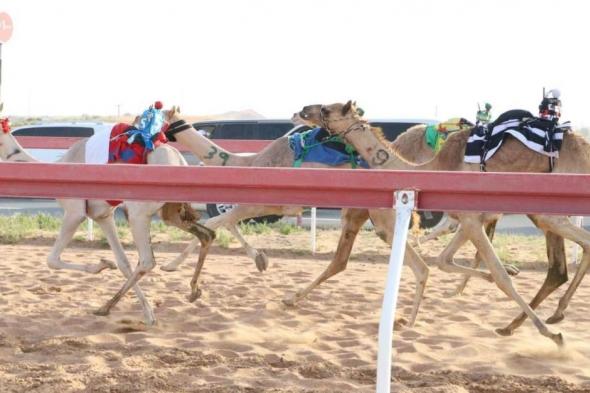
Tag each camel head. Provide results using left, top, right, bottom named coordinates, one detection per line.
left=0, top=116, right=24, bottom=161
left=292, top=104, right=322, bottom=127
left=163, top=105, right=182, bottom=124
left=317, top=100, right=367, bottom=137
left=297, top=102, right=366, bottom=129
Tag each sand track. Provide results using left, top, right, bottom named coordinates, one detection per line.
left=1, top=242, right=589, bottom=392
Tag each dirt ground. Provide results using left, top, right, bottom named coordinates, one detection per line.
left=1, top=228, right=589, bottom=392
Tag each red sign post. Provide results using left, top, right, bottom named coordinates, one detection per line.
left=0, top=12, right=13, bottom=104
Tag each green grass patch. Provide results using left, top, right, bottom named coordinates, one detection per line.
left=238, top=221, right=272, bottom=235
left=273, top=222, right=304, bottom=236
left=0, top=214, right=62, bottom=243
left=215, top=228, right=233, bottom=248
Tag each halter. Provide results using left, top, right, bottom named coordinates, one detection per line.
left=165, top=119, right=192, bottom=142
left=319, top=105, right=369, bottom=139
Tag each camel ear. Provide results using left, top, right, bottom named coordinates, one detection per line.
left=176, top=106, right=181, bottom=114
left=0, top=102, right=3, bottom=113
left=342, top=100, right=353, bottom=116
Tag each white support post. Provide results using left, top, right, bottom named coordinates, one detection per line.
left=87, top=218, right=94, bottom=241
left=376, top=190, right=416, bottom=393
left=310, top=207, right=317, bottom=254
left=571, top=216, right=583, bottom=266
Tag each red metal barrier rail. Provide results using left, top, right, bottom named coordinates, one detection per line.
left=15, top=136, right=270, bottom=153
left=0, top=162, right=589, bottom=216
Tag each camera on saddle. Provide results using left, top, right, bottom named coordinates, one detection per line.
left=539, top=89, right=561, bottom=122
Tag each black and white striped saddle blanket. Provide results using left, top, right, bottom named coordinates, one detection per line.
left=464, top=109, right=571, bottom=165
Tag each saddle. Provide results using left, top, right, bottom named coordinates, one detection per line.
left=108, top=123, right=168, bottom=165
left=288, top=127, right=365, bottom=168
left=425, top=118, right=473, bottom=152
left=464, top=109, right=570, bottom=171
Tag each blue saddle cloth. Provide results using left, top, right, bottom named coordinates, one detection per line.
left=288, top=128, right=368, bottom=168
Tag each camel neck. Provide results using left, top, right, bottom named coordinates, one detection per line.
left=169, top=122, right=253, bottom=166
left=1, top=133, right=38, bottom=162
left=342, top=124, right=441, bottom=171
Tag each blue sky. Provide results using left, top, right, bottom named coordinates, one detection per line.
left=1, top=0, right=589, bottom=126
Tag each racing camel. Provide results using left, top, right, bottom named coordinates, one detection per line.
left=0, top=106, right=214, bottom=325
left=312, top=100, right=590, bottom=345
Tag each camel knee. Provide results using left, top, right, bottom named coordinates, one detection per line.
left=324, top=262, right=348, bottom=279
left=375, top=229, right=388, bottom=243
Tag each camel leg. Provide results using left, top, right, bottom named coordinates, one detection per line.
left=160, top=238, right=199, bottom=272
left=457, top=214, right=563, bottom=345
left=435, top=223, right=495, bottom=283
left=47, top=200, right=114, bottom=274
left=186, top=222, right=215, bottom=302
left=159, top=203, right=216, bottom=302
left=94, top=206, right=157, bottom=318
left=497, top=229, right=567, bottom=335
left=369, top=208, right=429, bottom=327
left=524, top=215, right=590, bottom=324
left=450, top=220, right=498, bottom=295
left=282, top=208, right=369, bottom=306
left=93, top=215, right=156, bottom=325
left=161, top=204, right=279, bottom=272
left=417, top=216, right=459, bottom=245
left=228, top=224, right=269, bottom=272
left=403, top=244, right=429, bottom=326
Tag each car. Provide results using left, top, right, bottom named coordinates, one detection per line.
left=11, top=122, right=111, bottom=162
left=13, top=119, right=445, bottom=228
left=194, top=118, right=445, bottom=229
left=192, top=119, right=306, bottom=140
left=192, top=120, right=309, bottom=222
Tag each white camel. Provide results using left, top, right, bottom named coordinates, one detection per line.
left=0, top=106, right=215, bottom=325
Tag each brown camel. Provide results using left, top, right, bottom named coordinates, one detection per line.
left=313, top=100, right=588, bottom=346
left=162, top=107, right=429, bottom=326
left=296, top=105, right=564, bottom=300
left=162, top=106, right=535, bottom=326
left=0, top=110, right=215, bottom=325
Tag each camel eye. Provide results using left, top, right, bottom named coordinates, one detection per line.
left=299, top=111, right=309, bottom=119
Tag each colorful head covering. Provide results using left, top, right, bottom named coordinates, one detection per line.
left=127, top=103, right=166, bottom=151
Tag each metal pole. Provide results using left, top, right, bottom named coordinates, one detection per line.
left=376, top=190, right=415, bottom=393
left=87, top=218, right=94, bottom=241
left=0, top=42, right=3, bottom=103
left=310, top=207, right=317, bottom=254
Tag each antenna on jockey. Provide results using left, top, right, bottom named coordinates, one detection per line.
left=539, top=87, right=561, bottom=122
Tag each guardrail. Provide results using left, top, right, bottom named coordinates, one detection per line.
left=1, top=161, right=589, bottom=393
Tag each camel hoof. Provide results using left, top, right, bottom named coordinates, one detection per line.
left=282, top=295, right=297, bottom=307
left=546, top=313, right=565, bottom=324
left=495, top=327, right=514, bottom=337
left=187, top=288, right=202, bottom=303
left=93, top=307, right=110, bottom=317
left=394, top=318, right=408, bottom=330
left=504, top=264, right=520, bottom=276
left=553, top=332, right=565, bottom=347
left=443, top=289, right=463, bottom=298
left=99, top=258, right=117, bottom=270
left=160, top=262, right=179, bottom=272
left=255, top=252, right=269, bottom=272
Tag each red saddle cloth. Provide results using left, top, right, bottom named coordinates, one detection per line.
left=106, top=123, right=168, bottom=206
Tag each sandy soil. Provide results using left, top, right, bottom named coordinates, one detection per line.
left=1, top=229, right=590, bottom=393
